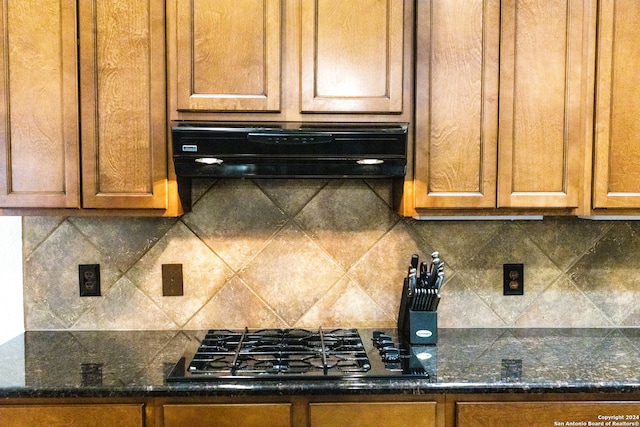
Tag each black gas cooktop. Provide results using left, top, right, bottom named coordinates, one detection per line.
left=167, top=328, right=435, bottom=382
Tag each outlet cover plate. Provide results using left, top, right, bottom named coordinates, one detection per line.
left=503, top=263, right=524, bottom=295
left=79, top=264, right=100, bottom=297
left=162, top=264, right=183, bottom=296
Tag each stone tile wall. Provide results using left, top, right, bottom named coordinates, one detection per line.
left=22, top=179, right=640, bottom=330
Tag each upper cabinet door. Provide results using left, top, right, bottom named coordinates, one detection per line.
left=300, top=0, right=405, bottom=113
left=593, top=0, right=640, bottom=209
left=497, top=0, right=593, bottom=209
left=0, top=0, right=79, bottom=208
left=414, top=0, right=500, bottom=209
left=175, top=0, right=282, bottom=112
left=79, top=0, right=167, bottom=209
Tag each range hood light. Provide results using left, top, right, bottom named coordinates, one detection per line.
left=195, top=157, right=224, bottom=165
left=357, top=158, right=384, bottom=165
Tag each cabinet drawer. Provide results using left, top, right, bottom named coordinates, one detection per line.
left=309, top=402, right=436, bottom=427
left=0, top=404, right=144, bottom=427
left=163, top=403, right=292, bottom=427
left=457, top=401, right=640, bottom=427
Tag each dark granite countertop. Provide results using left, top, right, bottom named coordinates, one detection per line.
left=1, top=328, right=640, bottom=398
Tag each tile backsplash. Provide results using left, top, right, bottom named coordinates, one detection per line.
left=22, top=179, right=640, bottom=331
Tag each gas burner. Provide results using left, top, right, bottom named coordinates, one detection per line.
left=167, top=328, right=432, bottom=382
left=185, top=328, right=371, bottom=378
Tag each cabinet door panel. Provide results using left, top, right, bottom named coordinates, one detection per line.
left=300, top=0, right=405, bottom=113
left=80, top=0, right=167, bottom=209
left=0, top=0, right=79, bottom=208
left=414, top=0, right=499, bottom=209
left=0, top=404, right=144, bottom=427
left=593, top=0, right=640, bottom=208
left=164, top=403, right=291, bottom=427
left=497, top=0, right=591, bottom=208
left=175, top=0, right=281, bottom=112
left=458, top=401, right=640, bottom=427
left=310, top=402, right=436, bottom=427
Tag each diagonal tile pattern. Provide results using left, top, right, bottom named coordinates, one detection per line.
left=20, top=179, right=640, bottom=331
left=182, top=179, right=289, bottom=270
left=568, top=222, right=640, bottom=324
left=294, top=180, right=400, bottom=269
left=126, top=221, right=234, bottom=327
left=238, top=222, right=345, bottom=325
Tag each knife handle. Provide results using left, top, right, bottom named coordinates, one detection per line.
left=410, top=254, right=419, bottom=269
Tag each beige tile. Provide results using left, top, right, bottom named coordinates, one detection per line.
left=437, top=273, right=506, bottom=328
left=70, top=216, right=177, bottom=273
left=255, top=179, right=327, bottom=216
left=126, top=222, right=234, bottom=327
left=23, top=291, right=67, bottom=330
left=622, top=305, right=640, bottom=327
left=460, top=222, right=563, bottom=324
left=296, top=275, right=395, bottom=328
left=184, top=276, right=286, bottom=329
left=365, top=178, right=396, bottom=208
left=515, top=275, right=612, bottom=328
left=238, top=222, right=345, bottom=325
left=295, top=180, right=399, bottom=269
left=349, top=220, right=434, bottom=317
left=72, top=276, right=178, bottom=330
left=183, top=179, right=288, bottom=270
left=22, top=216, right=66, bottom=258
left=23, top=221, right=121, bottom=328
left=568, top=222, right=640, bottom=324
left=191, top=178, right=216, bottom=204
left=522, top=217, right=612, bottom=270
left=409, top=219, right=504, bottom=271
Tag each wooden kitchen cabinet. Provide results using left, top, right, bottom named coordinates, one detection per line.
left=412, top=0, right=594, bottom=214
left=457, top=401, right=640, bottom=427
left=79, top=0, right=168, bottom=210
left=309, top=402, right=436, bottom=427
left=0, top=0, right=80, bottom=208
left=299, top=0, right=405, bottom=114
left=0, top=403, right=144, bottom=427
left=0, top=0, right=174, bottom=213
left=168, top=0, right=412, bottom=122
left=592, top=0, right=640, bottom=210
left=163, top=403, right=292, bottom=427
left=172, top=0, right=281, bottom=113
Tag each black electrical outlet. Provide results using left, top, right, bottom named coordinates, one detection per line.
left=79, top=264, right=100, bottom=297
left=503, top=263, right=524, bottom=295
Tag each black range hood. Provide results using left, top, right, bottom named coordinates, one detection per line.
left=172, top=122, right=408, bottom=211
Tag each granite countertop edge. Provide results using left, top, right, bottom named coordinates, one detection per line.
left=2, top=382, right=640, bottom=399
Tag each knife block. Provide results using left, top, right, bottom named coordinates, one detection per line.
left=398, top=277, right=438, bottom=345
left=401, top=310, right=437, bottom=345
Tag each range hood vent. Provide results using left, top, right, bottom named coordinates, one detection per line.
left=172, top=122, right=408, bottom=211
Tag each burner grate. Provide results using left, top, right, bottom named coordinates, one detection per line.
left=187, top=328, right=371, bottom=377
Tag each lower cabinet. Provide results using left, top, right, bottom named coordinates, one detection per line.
left=309, top=402, right=436, bottom=427
left=456, top=401, right=640, bottom=427
left=6, top=395, right=640, bottom=427
left=0, top=403, right=144, bottom=427
left=163, top=403, right=292, bottom=427
left=163, top=401, right=437, bottom=427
